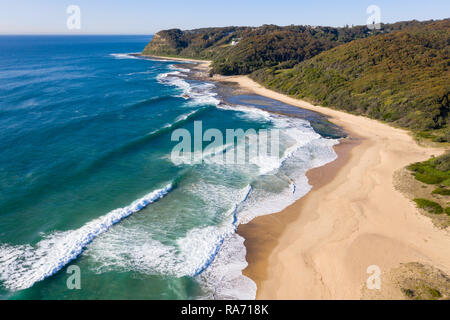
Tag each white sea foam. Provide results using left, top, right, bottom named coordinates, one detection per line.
left=237, top=134, right=338, bottom=224
left=85, top=185, right=253, bottom=284
left=156, top=82, right=339, bottom=299
left=184, top=106, right=338, bottom=299
left=169, top=64, right=191, bottom=73
left=199, top=233, right=256, bottom=300
left=0, top=184, right=172, bottom=291
left=93, top=84, right=338, bottom=301
left=175, top=110, right=198, bottom=122
left=147, top=108, right=208, bottom=139
left=110, top=53, right=141, bottom=60
left=223, top=112, right=339, bottom=223
left=140, top=78, right=338, bottom=300
left=0, top=63, right=340, bottom=301
left=216, top=103, right=272, bottom=122
left=157, top=66, right=220, bottom=107
left=122, top=69, right=156, bottom=76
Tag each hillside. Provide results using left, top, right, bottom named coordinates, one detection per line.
left=143, top=21, right=433, bottom=75
left=143, top=19, right=449, bottom=140
left=251, top=19, right=450, bottom=140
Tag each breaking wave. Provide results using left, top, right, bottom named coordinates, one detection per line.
left=0, top=184, right=173, bottom=291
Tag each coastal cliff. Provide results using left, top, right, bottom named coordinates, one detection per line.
left=143, top=29, right=187, bottom=56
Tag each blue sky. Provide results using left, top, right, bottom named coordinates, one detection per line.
left=1, top=0, right=449, bottom=34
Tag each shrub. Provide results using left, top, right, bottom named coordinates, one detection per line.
left=445, top=207, right=450, bottom=215
left=432, top=188, right=450, bottom=195
left=416, top=131, right=436, bottom=140
left=432, top=153, right=450, bottom=171
left=428, top=288, right=442, bottom=299
left=414, top=173, right=444, bottom=184
left=401, top=288, right=415, bottom=298
left=413, top=198, right=444, bottom=214
left=408, top=153, right=450, bottom=185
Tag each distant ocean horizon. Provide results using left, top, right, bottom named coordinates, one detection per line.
left=0, top=35, right=341, bottom=299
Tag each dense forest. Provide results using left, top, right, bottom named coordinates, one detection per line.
left=251, top=19, right=450, bottom=140
left=143, top=19, right=450, bottom=141
left=143, top=20, right=434, bottom=75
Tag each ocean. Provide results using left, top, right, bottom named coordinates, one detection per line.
left=0, top=35, right=342, bottom=300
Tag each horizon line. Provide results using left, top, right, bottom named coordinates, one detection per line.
left=1, top=17, right=447, bottom=36
left=0, top=33, right=154, bottom=36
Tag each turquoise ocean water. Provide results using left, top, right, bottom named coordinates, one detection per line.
left=0, top=35, right=341, bottom=299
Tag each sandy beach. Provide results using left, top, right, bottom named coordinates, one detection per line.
left=220, top=75, right=449, bottom=299
left=144, top=56, right=450, bottom=299
left=139, top=54, right=211, bottom=71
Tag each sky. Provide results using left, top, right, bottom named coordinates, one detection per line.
left=0, top=0, right=449, bottom=34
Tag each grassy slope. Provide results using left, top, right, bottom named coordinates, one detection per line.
left=250, top=19, right=450, bottom=140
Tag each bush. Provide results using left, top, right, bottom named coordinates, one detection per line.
left=415, top=173, right=444, bottom=184
left=401, top=288, right=415, bottom=298
left=434, top=153, right=450, bottom=172
left=428, top=288, right=442, bottom=299
left=445, top=207, right=450, bottom=215
left=432, top=188, right=450, bottom=195
left=417, top=131, right=436, bottom=140
left=408, top=153, right=450, bottom=185
left=413, top=198, right=444, bottom=214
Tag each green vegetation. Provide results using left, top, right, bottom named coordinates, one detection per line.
left=409, top=153, right=450, bottom=215
left=144, top=19, right=449, bottom=140
left=405, top=152, right=450, bottom=224
left=401, top=286, right=442, bottom=300
left=428, top=288, right=443, bottom=299
left=402, top=287, right=442, bottom=299
left=209, top=25, right=377, bottom=75
left=431, top=152, right=450, bottom=171
left=413, top=198, right=444, bottom=214
left=432, top=187, right=450, bottom=195
left=144, top=24, right=369, bottom=74
left=414, top=173, right=444, bottom=184
left=143, top=20, right=438, bottom=75
left=395, top=263, right=450, bottom=300
left=407, top=152, right=450, bottom=185
left=251, top=20, right=450, bottom=139
left=401, top=288, right=415, bottom=298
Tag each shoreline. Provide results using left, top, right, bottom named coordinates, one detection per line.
left=237, top=134, right=359, bottom=297
left=144, top=55, right=449, bottom=299
left=218, top=75, right=449, bottom=299
left=138, top=54, right=211, bottom=71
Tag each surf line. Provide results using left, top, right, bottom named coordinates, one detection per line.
left=193, top=185, right=253, bottom=277
left=0, top=183, right=173, bottom=291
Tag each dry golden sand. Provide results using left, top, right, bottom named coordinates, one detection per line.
left=140, top=54, right=211, bottom=70
left=217, top=75, right=450, bottom=300
left=394, top=168, right=450, bottom=229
